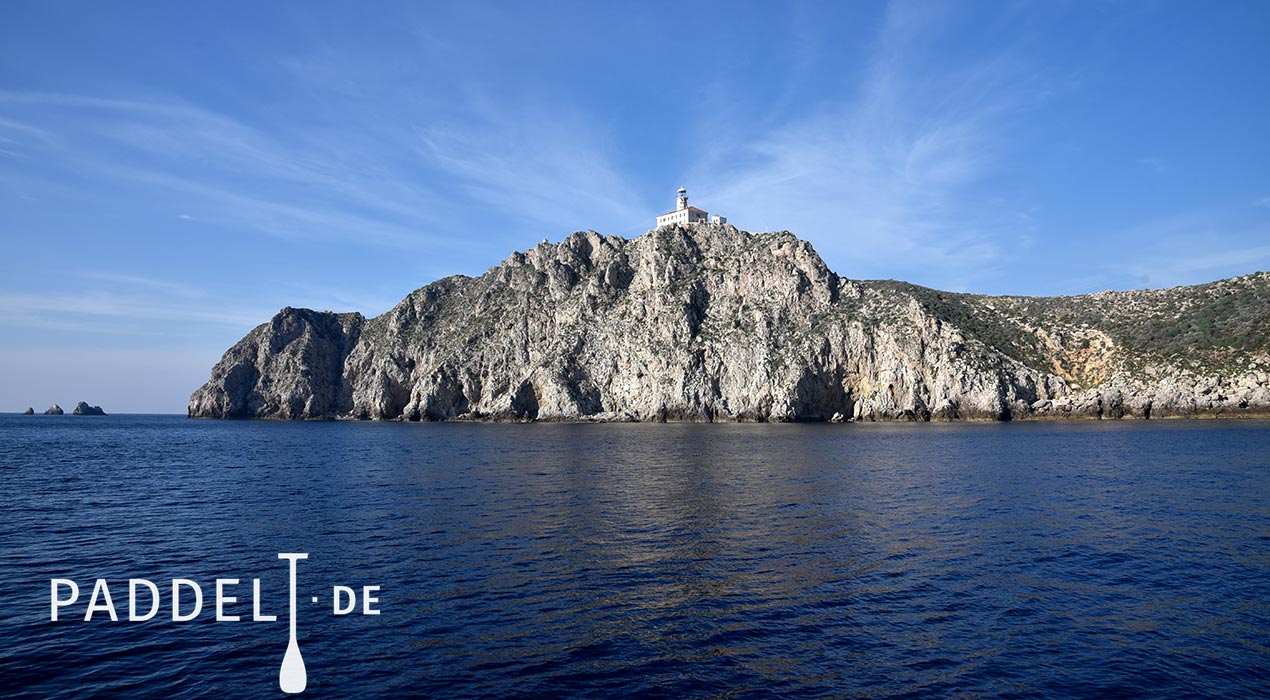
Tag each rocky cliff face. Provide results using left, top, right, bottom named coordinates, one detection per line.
left=190, top=224, right=1270, bottom=422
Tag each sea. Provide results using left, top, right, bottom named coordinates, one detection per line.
left=1, top=414, right=1267, bottom=699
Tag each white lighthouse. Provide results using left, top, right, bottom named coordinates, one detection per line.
left=656, top=187, right=724, bottom=228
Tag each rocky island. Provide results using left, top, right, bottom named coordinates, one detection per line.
left=72, top=402, right=107, bottom=416
left=44, top=404, right=64, bottom=416
left=190, top=224, right=1270, bottom=422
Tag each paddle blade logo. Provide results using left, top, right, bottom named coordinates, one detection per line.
left=278, top=553, right=308, bottom=693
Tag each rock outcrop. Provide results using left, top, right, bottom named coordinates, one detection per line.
left=190, top=224, right=1270, bottom=422
left=72, top=402, right=106, bottom=416
left=23, top=407, right=34, bottom=415
left=44, top=404, right=63, bottom=415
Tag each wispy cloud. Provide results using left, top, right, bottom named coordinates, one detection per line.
left=684, top=1, right=1054, bottom=287
left=0, top=116, right=55, bottom=147
left=0, top=81, right=652, bottom=253
left=75, top=271, right=209, bottom=298
left=1125, top=239, right=1270, bottom=285
left=3, top=267, right=276, bottom=337
left=0, top=90, right=451, bottom=248
left=413, top=99, right=649, bottom=237
left=0, top=291, right=272, bottom=329
left=1167, top=244, right=1270, bottom=275
left=21, top=273, right=401, bottom=332
left=1109, top=210, right=1270, bottom=288
left=91, top=161, right=449, bottom=248
left=271, top=17, right=652, bottom=240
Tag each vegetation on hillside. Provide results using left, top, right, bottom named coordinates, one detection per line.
left=861, top=272, right=1270, bottom=382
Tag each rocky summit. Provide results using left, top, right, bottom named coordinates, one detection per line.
left=190, top=224, right=1270, bottom=422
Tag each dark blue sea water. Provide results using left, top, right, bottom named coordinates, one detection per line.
left=1, top=415, right=1267, bottom=699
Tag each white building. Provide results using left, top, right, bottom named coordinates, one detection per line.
left=656, top=187, right=725, bottom=228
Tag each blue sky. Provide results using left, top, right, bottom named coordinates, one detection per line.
left=2, top=1, right=1268, bottom=413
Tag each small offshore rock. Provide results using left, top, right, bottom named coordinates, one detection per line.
left=44, top=404, right=64, bottom=415
left=72, top=401, right=107, bottom=416
left=23, top=407, right=34, bottom=415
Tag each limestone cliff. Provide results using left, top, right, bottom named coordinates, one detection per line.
left=190, top=225, right=1270, bottom=421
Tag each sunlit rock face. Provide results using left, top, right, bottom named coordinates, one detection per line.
left=190, top=225, right=1270, bottom=422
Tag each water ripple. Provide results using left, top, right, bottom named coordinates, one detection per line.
left=1, top=416, right=1267, bottom=698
